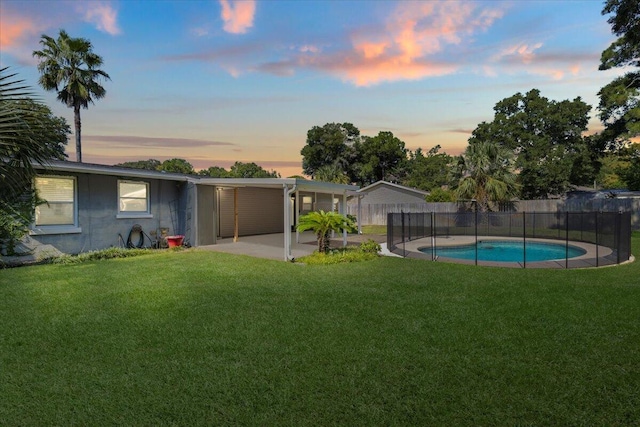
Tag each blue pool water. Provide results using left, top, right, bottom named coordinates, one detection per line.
left=420, top=240, right=587, bottom=263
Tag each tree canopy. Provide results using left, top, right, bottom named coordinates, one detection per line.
left=469, top=89, right=593, bottom=198
left=402, top=145, right=454, bottom=191
left=353, top=131, right=407, bottom=185
left=300, top=123, right=359, bottom=178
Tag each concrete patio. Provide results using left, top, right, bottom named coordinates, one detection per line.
left=199, top=231, right=320, bottom=261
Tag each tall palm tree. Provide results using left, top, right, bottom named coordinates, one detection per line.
left=454, top=141, right=519, bottom=212
left=33, top=29, right=110, bottom=163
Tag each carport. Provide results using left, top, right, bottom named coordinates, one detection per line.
left=192, top=178, right=359, bottom=261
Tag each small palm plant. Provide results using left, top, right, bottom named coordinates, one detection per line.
left=297, top=210, right=356, bottom=253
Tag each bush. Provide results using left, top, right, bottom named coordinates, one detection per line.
left=359, top=239, right=381, bottom=254
left=296, top=240, right=381, bottom=265
left=52, top=247, right=154, bottom=265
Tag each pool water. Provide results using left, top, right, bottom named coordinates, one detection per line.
left=421, top=240, right=587, bottom=263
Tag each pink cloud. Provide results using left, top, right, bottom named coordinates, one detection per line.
left=315, top=0, right=504, bottom=86
left=78, top=1, right=121, bottom=35
left=0, top=16, right=37, bottom=48
left=219, top=0, right=256, bottom=34
left=489, top=42, right=596, bottom=81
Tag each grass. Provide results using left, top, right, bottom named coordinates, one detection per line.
left=361, top=224, right=387, bottom=235
left=1, top=233, right=639, bottom=425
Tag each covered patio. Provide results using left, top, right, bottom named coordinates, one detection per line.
left=192, top=178, right=360, bottom=261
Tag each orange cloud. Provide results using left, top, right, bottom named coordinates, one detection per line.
left=219, top=0, right=256, bottom=34
left=331, top=0, right=503, bottom=86
left=0, top=16, right=37, bottom=48
left=79, top=1, right=122, bottom=35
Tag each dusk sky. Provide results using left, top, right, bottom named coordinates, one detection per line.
left=0, top=0, right=624, bottom=177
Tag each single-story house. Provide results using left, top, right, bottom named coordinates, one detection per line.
left=347, top=180, right=429, bottom=229
left=27, top=160, right=359, bottom=261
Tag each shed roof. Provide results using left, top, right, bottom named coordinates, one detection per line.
left=357, top=180, right=428, bottom=196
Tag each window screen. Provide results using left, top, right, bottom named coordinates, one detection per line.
left=302, top=196, right=313, bottom=211
left=35, top=176, right=75, bottom=226
left=119, top=181, right=149, bottom=213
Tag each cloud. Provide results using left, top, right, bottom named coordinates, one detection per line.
left=78, top=1, right=122, bottom=35
left=83, top=135, right=235, bottom=148
left=0, top=0, right=121, bottom=66
left=219, top=0, right=256, bottom=34
left=489, top=42, right=598, bottom=80
left=0, top=16, right=37, bottom=48
left=254, top=0, right=504, bottom=86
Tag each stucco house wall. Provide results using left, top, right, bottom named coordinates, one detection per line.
left=29, top=172, right=186, bottom=254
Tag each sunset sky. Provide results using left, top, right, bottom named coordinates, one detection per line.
left=0, top=0, right=624, bottom=177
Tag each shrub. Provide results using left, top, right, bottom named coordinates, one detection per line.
left=358, top=239, right=381, bottom=254
left=297, top=248, right=378, bottom=265
left=52, top=247, right=154, bottom=265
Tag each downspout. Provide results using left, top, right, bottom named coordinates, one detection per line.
left=284, top=183, right=297, bottom=261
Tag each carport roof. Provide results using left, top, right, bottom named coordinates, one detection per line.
left=197, top=177, right=359, bottom=192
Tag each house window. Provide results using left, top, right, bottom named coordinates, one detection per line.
left=35, top=176, right=76, bottom=226
left=302, top=196, right=313, bottom=211
left=118, top=180, right=150, bottom=216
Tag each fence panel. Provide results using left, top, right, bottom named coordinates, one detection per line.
left=387, top=211, right=632, bottom=269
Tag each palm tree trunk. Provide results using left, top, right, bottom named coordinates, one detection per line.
left=74, top=104, right=81, bottom=162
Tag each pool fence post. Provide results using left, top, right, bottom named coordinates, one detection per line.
left=401, top=210, right=406, bottom=257
left=431, top=211, right=436, bottom=261
left=474, top=200, right=478, bottom=266
left=523, top=211, right=526, bottom=268
left=565, top=211, right=569, bottom=269
left=595, top=212, right=599, bottom=267
left=616, top=210, right=622, bottom=264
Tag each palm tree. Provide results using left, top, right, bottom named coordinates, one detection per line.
left=314, top=163, right=351, bottom=184
left=454, top=141, right=519, bottom=212
left=0, top=67, right=63, bottom=253
left=297, top=210, right=356, bottom=253
left=33, top=29, right=110, bottom=163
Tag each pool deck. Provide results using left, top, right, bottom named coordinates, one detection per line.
left=392, top=235, right=620, bottom=268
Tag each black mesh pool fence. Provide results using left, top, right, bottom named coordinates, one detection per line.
left=387, top=211, right=632, bottom=269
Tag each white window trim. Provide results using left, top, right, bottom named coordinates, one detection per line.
left=117, top=180, right=153, bottom=219
left=30, top=175, right=81, bottom=235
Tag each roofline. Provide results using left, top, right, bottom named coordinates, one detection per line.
left=357, top=180, right=429, bottom=195
left=33, top=160, right=360, bottom=191
left=34, top=160, right=191, bottom=182
left=198, top=177, right=359, bottom=192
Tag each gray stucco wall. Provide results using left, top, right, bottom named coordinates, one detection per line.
left=29, top=172, right=186, bottom=254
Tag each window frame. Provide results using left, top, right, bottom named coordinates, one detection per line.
left=30, top=175, right=81, bottom=235
left=117, top=179, right=152, bottom=219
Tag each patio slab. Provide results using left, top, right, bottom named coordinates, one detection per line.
left=198, top=231, right=321, bottom=261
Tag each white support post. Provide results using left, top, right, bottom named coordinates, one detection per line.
left=357, top=194, right=362, bottom=235
left=283, top=185, right=290, bottom=261
left=295, top=190, right=299, bottom=243
left=342, top=191, right=347, bottom=247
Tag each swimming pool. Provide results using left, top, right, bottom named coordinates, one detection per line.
left=419, top=240, right=587, bottom=263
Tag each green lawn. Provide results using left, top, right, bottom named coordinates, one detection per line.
left=1, top=233, right=639, bottom=425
